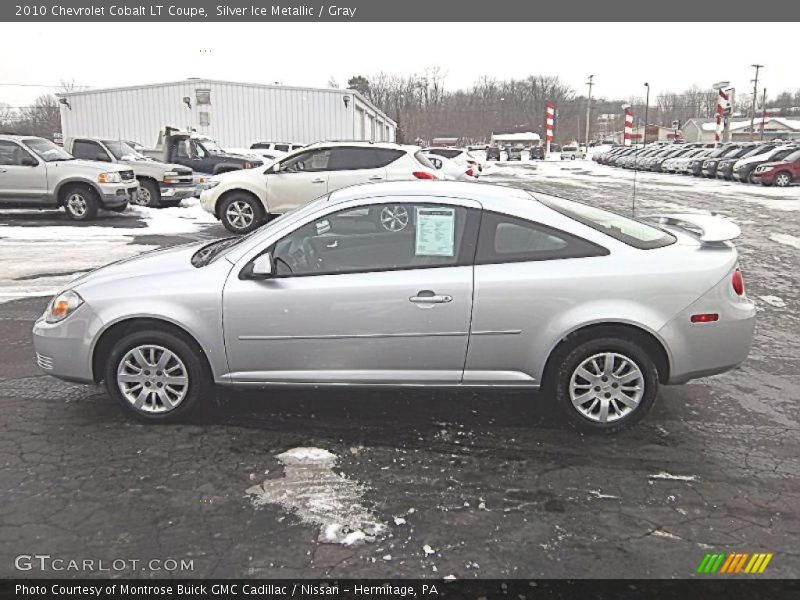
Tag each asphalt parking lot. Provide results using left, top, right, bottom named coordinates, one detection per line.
left=1, top=161, right=798, bottom=579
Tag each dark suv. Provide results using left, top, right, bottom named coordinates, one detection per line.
left=486, top=147, right=501, bottom=161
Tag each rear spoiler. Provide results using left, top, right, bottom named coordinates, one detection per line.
left=644, top=213, right=741, bottom=244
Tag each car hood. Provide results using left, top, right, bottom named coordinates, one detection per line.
left=211, top=166, right=265, bottom=186
left=67, top=159, right=129, bottom=173
left=69, top=242, right=205, bottom=292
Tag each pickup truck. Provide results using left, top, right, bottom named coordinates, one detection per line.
left=0, top=134, right=138, bottom=221
left=141, top=127, right=263, bottom=175
left=65, top=137, right=195, bottom=208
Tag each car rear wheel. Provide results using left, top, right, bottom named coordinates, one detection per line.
left=550, top=336, right=658, bottom=432
left=774, top=171, right=793, bottom=187
left=220, top=193, right=265, bottom=234
left=105, top=330, right=211, bottom=422
left=63, top=184, right=99, bottom=221
left=134, top=179, right=160, bottom=207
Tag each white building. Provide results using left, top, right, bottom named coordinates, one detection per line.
left=681, top=117, right=800, bottom=143
left=57, top=78, right=396, bottom=148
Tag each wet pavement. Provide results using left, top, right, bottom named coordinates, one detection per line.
left=1, top=163, right=798, bottom=579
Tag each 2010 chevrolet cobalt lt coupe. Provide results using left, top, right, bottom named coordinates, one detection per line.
left=33, top=181, right=756, bottom=431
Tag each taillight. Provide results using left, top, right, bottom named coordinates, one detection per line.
left=413, top=171, right=438, bottom=180
left=466, top=169, right=474, bottom=176
left=732, top=269, right=744, bottom=296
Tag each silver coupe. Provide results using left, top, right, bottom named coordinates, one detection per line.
left=33, top=181, right=756, bottom=431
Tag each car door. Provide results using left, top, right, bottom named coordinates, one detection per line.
left=222, top=197, right=481, bottom=384
left=464, top=211, right=610, bottom=385
left=325, top=147, right=399, bottom=192
left=0, top=140, right=48, bottom=203
left=265, top=148, right=331, bottom=213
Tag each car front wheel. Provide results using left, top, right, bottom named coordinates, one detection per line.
left=62, top=184, right=99, bottom=221
left=551, top=336, right=658, bottom=432
left=219, top=193, right=265, bottom=234
left=774, top=171, right=793, bottom=187
left=105, top=330, right=211, bottom=422
left=134, top=179, right=160, bottom=207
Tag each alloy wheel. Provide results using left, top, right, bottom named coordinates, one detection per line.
left=67, top=193, right=87, bottom=217
left=569, top=352, right=644, bottom=423
left=117, top=345, right=189, bottom=414
left=775, top=173, right=792, bottom=187
left=379, top=205, right=410, bottom=232
left=225, top=200, right=255, bottom=230
left=134, top=186, right=152, bottom=206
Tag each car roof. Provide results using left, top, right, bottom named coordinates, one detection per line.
left=328, top=180, right=533, bottom=208
left=304, top=140, right=419, bottom=152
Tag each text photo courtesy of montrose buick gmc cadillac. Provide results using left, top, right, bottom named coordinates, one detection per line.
left=33, top=181, right=755, bottom=432
left=199, top=141, right=440, bottom=233
left=0, top=134, right=138, bottom=220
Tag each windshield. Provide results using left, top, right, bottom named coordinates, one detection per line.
left=103, top=140, right=144, bottom=160
left=538, top=194, right=676, bottom=250
left=199, top=139, right=225, bottom=153
left=783, top=149, right=800, bottom=162
left=707, top=145, right=731, bottom=158
left=23, top=138, right=73, bottom=162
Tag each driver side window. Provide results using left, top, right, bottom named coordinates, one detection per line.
left=269, top=203, right=476, bottom=277
left=193, top=142, right=208, bottom=158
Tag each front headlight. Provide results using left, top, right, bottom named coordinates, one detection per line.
left=45, top=290, right=84, bottom=324
left=204, top=180, right=221, bottom=190
left=98, top=172, right=121, bottom=184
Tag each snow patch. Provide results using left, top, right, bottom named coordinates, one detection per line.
left=759, top=295, right=786, bottom=308
left=246, top=447, right=385, bottom=546
left=648, top=472, right=698, bottom=482
left=770, top=233, right=800, bottom=249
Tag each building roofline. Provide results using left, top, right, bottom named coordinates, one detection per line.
left=57, top=78, right=396, bottom=126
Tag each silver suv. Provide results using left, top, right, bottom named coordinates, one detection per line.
left=0, top=135, right=138, bottom=220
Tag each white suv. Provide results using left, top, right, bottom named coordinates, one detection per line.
left=200, top=141, right=440, bottom=234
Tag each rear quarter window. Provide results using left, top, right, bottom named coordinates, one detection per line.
left=537, top=195, right=676, bottom=250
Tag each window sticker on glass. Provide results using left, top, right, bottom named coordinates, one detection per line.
left=315, top=219, right=331, bottom=235
left=415, top=207, right=456, bottom=257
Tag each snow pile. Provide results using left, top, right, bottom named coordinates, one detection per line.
left=246, top=447, right=385, bottom=546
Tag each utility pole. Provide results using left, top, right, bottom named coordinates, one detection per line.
left=585, top=75, right=594, bottom=151
left=749, top=64, right=764, bottom=141
left=760, top=87, right=767, bottom=141
left=643, top=82, right=650, bottom=148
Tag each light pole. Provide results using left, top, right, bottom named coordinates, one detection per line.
left=749, top=64, right=764, bottom=142
left=643, top=83, right=650, bottom=148
left=585, top=75, right=594, bottom=151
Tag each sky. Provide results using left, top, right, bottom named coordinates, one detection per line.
left=1, top=22, right=796, bottom=108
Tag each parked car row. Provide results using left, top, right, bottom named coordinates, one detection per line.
left=594, top=141, right=800, bottom=186
left=485, top=146, right=546, bottom=161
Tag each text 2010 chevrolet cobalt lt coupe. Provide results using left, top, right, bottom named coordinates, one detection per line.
left=33, top=181, right=756, bottom=431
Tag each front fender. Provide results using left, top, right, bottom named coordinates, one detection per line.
left=52, top=177, right=105, bottom=204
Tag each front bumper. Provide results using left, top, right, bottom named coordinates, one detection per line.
left=160, top=183, right=196, bottom=201
left=32, top=304, right=102, bottom=384
left=99, top=184, right=138, bottom=208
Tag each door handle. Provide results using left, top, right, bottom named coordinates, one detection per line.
left=368, top=175, right=384, bottom=181
left=312, top=178, right=325, bottom=183
left=409, top=291, right=452, bottom=304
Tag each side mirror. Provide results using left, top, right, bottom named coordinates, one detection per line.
left=241, top=253, right=274, bottom=280
left=20, top=156, right=38, bottom=167
left=268, top=162, right=281, bottom=173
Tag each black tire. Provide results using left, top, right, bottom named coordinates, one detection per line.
left=219, top=192, right=266, bottom=235
left=134, top=178, right=161, bottom=208
left=746, top=170, right=757, bottom=184
left=62, top=184, right=99, bottom=221
left=548, top=335, right=659, bottom=433
left=104, top=329, right=211, bottom=422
